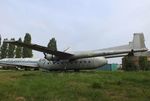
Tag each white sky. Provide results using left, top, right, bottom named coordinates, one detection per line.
left=0, top=0, right=150, bottom=63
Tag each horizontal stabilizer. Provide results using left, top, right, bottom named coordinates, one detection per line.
left=100, top=33, right=147, bottom=51
left=97, top=33, right=148, bottom=58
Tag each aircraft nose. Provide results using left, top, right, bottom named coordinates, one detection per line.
left=101, top=57, right=108, bottom=65
left=95, top=57, right=108, bottom=67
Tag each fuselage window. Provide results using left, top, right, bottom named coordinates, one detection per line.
left=88, top=61, right=91, bottom=63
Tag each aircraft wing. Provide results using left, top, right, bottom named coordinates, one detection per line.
left=4, top=40, right=74, bottom=60
left=4, top=39, right=148, bottom=60
left=69, top=48, right=148, bottom=60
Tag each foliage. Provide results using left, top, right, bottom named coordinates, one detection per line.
left=47, top=38, right=57, bottom=51
left=139, top=56, right=150, bottom=70
left=123, top=56, right=138, bottom=71
left=1, top=38, right=8, bottom=58
left=15, top=38, right=23, bottom=58
left=0, top=34, right=1, bottom=46
left=23, top=33, right=33, bottom=58
left=8, top=38, right=16, bottom=58
left=123, top=56, right=150, bottom=71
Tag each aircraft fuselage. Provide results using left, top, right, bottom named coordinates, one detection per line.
left=38, top=57, right=107, bottom=71
left=0, top=57, right=107, bottom=71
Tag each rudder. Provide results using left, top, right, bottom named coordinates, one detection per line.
left=132, top=33, right=146, bottom=49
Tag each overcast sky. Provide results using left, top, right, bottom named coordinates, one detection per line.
left=0, top=0, right=150, bottom=63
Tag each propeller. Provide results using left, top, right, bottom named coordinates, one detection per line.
left=63, top=47, right=70, bottom=52
left=43, top=53, right=54, bottom=61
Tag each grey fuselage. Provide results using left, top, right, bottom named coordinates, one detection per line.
left=38, top=57, right=107, bottom=71
left=0, top=57, right=107, bottom=71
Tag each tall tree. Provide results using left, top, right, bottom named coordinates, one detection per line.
left=0, top=34, right=1, bottom=46
left=0, top=34, right=2, bottom=58
left=16, top=38, right=22, bottom=58
left=47, top=38, right=57, bottom=51
left=8, top=38, right=16, bottom=58
left=23, top=33, right=33, bottom=58
left=1, top=38, right=8, bottom=58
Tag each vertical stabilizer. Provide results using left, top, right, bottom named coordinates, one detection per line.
left=132, top=33, right=146, bottom=49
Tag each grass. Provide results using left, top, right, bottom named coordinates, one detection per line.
left=0, top=70, right=150, bottom=101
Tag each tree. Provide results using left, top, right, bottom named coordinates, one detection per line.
left=8, top=38, right=16, bottom=58
left=1, top=38, right=8, bottom=58
left=23, top=33, right=33, bottom=58
left=0, top=34, right=1, bottom=46
left=16, top=38, right=22, bottom=58
left=47, top=38, right=57, bottom=51
left=122, top=56, right=139, bottom=71
left=139, top=56, right=149, bottom=71
left=0, top=34, right=2, bottom=58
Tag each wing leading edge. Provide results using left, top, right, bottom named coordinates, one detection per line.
left=4, top=40, right=74, bottom=60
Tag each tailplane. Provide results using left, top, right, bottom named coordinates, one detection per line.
left=100, top=33, right=147, bottom=51
left=99, top=33, right=148, bottom=58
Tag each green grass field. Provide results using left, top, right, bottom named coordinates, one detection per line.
left=0, top=70, right=150, bottom=101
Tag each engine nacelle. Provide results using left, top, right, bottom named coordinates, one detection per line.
left=44, top=53, right=58, bottom=61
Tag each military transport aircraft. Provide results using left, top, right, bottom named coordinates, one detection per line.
left=0, top=34, right=148, bottom=71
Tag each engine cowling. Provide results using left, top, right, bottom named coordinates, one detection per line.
left=44, top=53, right=58, bottom=61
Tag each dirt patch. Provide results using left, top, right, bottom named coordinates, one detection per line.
left=15, top=96, right=26, bottom=101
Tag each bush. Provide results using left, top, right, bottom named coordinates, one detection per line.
left=139, top=56, right=150, bottom=71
